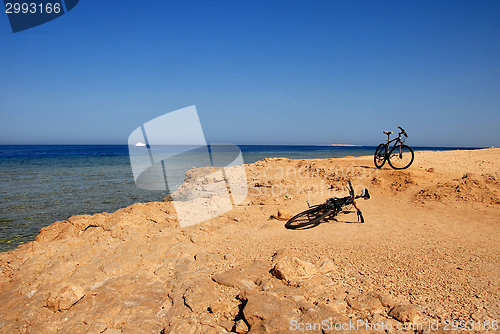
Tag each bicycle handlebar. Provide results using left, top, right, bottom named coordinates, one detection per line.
left=398, top=126, right=408, bottom=138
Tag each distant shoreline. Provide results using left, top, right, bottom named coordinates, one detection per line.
left=315, top=144, right=362, bottom=147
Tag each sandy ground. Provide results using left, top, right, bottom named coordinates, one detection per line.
left=0, top=148, right=499, bottom=333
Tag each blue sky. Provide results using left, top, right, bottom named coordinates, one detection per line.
left=1, top=1, right=499, bottom=146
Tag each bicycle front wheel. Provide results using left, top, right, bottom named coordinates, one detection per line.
left=388, top=144, right=414, bottom=170
left=374, top=144, right=387, bottom=169
left=285, top=205, right=332, bottom=230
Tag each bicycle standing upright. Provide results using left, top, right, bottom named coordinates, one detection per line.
left=374, top=126, right=414, bottom=170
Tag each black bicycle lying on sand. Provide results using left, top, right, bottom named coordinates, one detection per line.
left=374, top=126, right=414, bottom=170
left=285, top=180, right=370, bottom=229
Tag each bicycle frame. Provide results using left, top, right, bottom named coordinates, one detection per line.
left=382, top=132, right=405, bottom=153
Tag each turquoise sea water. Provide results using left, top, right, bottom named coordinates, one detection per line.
left=0, top=145, right=482, bottom=252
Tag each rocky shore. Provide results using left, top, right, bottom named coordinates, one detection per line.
left=1, top=148, right=499, bottom=333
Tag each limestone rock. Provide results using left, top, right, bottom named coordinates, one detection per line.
left=272, top=257, right=317, bottom=283
left=367, top=291, right=395, bottom=308
left=345, top=292, right=383, bottom=312
left=212, top=261, right=270, bottom=292
left=35, top=220, right=69, bottom=243
left=209, top=300, right=239, bottom=318
left=298, top=307, right=348, bottom=332
left=323, top=299, right=348, bottom=313
left=183, top=278, right=220, bottom=314
left=86, top=322, right=107, bottom=334
left=1, top=152, right=496, bottom=333
left=164, top=317, right=223, bottom=334
left=46, top=283, right=85, bottom=312
left=272, top=248, right=302, bottom=263
left=241, top=290, right=297, bottom=331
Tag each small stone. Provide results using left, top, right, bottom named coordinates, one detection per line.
left=224, top=253, right=236, bottom=261
left=317, top=259, right=337, bottom=274
left=471, top=310, right=488, bottom=321
left=277, top=208, right=291, bottom=220
left=235, top=319, right=249, bottom=333
left=389, top=304, right=422, bottom=322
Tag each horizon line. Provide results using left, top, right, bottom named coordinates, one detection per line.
left=0, top=143, right=493, bottom=149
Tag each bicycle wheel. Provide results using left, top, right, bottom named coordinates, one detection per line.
left=374, top=144, right=387, bottom=169
left=388, top=144, right=414, bottom=170
left=285, top=205, right=332, bottom=229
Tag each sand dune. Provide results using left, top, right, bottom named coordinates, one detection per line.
left=0, top=148, right=499, bottom=333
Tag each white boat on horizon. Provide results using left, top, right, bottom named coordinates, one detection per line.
left=135, top=142, right=146, bottom=147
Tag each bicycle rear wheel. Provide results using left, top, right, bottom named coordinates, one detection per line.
left=285, top=205, right=332, bottom=229
left=388, top=144, right=414, bottom=169
left=374, top=144, right=387, bottom=169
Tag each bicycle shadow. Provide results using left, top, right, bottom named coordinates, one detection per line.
left=284, top=211, right=363, bottom=230
left=359, top=165, right=379, bottom=170
left=322, top=212, right=364, bottom=225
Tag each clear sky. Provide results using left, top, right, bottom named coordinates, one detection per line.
left=1, top=1, right=499, bottom=147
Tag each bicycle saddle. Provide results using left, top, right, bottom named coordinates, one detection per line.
left=383, top=131, right=393, bottom=135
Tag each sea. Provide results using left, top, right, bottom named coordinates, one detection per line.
left=0, top=144, right=482, bottom=252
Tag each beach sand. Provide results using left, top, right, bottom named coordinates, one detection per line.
left=0, top=148, right=499, bottom=333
